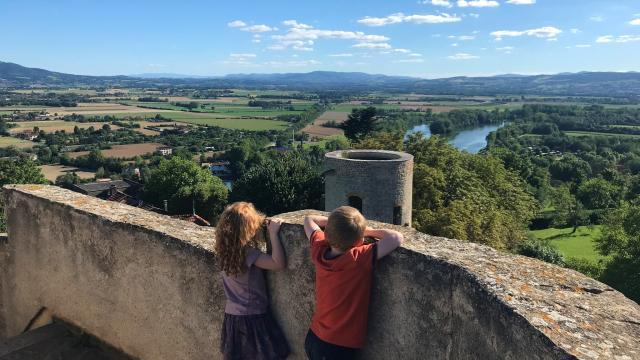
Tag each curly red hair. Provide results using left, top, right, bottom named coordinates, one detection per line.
left=215, top=202, right=265, bottom=275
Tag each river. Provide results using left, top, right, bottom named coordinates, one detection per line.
left=405, top=123, right=506, bottom=154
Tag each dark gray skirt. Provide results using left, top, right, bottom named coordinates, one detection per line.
left=221, top=312, right=290, bottom=360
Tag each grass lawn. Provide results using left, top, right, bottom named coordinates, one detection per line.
left=529, top=225, right=604, bottom=262
left=0, top=136, right=35, bottom=149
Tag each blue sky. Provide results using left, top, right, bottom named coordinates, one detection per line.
left=1, top=0, right=639, bottom=78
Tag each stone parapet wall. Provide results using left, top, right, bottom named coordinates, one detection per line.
left=0, top=232, right=7, bottom=340
left=1, top=185, right=639, bottom=360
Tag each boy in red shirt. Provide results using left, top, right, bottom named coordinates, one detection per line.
left=303, top=206, right=404, bottom=360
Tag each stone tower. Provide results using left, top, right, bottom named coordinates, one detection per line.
left=324, top=149, right=413, bottom=226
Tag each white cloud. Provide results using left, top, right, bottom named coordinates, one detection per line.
left=468, top=13, right=480, bottom=18
left=457, top=0, right=499, bottom=8
left=352, top=42, right=392, bottom=49
left=506, top=0, right=535, bottom=4
left=224, top=53, right=257, bottom=65
left=229, top=53, right=256, bottom=60
left=282, top=20, right=313, bottom=29
left=263, top=60, right=321, bottom=67
left=590, top=16, right=604, bottom=22
left=430, top=0, right=453, bottom=8
left=228, top=20, right=277, bottom=33
left=575, top=44, right=592, bottom=48
left=252, top=39, right=261, bottom=43
left=496, top=46, right=514, bottom=54
left=242, top=24, right=277, bottom=33
left=491, top=26, right=562, bottom=40
left=451, top=43, right=459, bottom=47
left=630, top=19, right=640, bottom=26
left=570, top=28, right=581, bottom=34
left=448, top=53, right=478, bottom=60
left=393, top=48, right=411, bottom=53
left=546, top=38, right=558, bottom=42
left=409, top=53, right=423, bottom=57
left=329, top=53, right=354, bottom=57
left=596, top=35, right=640, bottom=43
left=357, top=12, right=461, bottom=26
left=394, top=58, right=425, bottom=63
left=269, top=22, right=389, bottom=51
left=227, top=20, right=247, bottom=28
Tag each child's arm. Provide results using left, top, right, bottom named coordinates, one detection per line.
left=365, top=228, right=404, bottom=260
left=254, top=218, right=286, bottom=270
left=304, top=215, right=328, bottom=239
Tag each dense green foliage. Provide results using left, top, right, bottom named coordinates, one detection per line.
left=142, top=157, right=228, bottom=222
left=0, top=159, right=47, bottom=231
left=407, top=135, right=537, bottom=250
left=596, top=201, right=640, bottom=303
left=341, top=107, right=378, bottom=141
left=231, top=151, right=323, bottom=215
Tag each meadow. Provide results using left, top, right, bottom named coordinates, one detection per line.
left=0, top=136, right=36, bottom=149
left=529, top=225, right=605, bottom=263
left=8, top=120, right=121, bottom=134
left=67, top=143, right=165, bottom=159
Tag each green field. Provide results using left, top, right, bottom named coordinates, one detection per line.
left=124, top=100, right=312, bottom=117
left=0, top=136, right=35, bottom=148
left=302, top=135, right=348, bottom=149
left=529, top=226, right=604, bottom=262
left=159, top=112, right=290, bottom=130
left=564, top=131, right=640, bottom=138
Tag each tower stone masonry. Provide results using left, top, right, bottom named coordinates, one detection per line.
left=324, top=149, right=414, bottom=226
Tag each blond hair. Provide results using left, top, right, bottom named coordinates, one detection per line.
left=325, top=206, right=367, bottom=251
left=215, top=202, right=265, bottom=275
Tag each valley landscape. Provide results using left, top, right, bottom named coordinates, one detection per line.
left=1, top=0, right=639, bottom=358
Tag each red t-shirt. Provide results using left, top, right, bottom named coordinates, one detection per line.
left=309, top=230, right=377, bottom=349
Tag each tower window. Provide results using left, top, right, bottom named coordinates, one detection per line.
left=393, top=206, right=402, bottom=225
left=348, top=196, right=363, bottom=212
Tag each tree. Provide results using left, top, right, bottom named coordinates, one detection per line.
left=0, top=159, right=47, bottom=231
left=596, top=201, right=640, bottom=303
left=341, top=107, right=378, bottom=141
left=353, top=132, right=404, bottom=151
left=55, top=172, right=80, bottom=189
left=552, top=185, right=587, bottom=233
left=429, top=119, right=452, bottom=135
left=324, top=136, right=350, bottom=151
left=576, top=178, right=621, bottom=210
left=406, top=134, right=537, bottom=250
left=231, top=152, right=323, bottom=215
left=143, top=157, right=229, bottom=222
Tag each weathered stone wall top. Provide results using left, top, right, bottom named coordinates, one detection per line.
left=279, top=212, right=640, bottom=359
left=4, top=184, right=216, bottom=252
left=2, top=185, right=640, bottom=360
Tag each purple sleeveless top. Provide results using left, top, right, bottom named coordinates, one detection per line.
left=221, top=248, right=269, bottom=315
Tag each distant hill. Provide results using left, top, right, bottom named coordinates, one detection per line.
left=1, top=61, right=640, bottom=97
left=129, top=73, right=214, bottom=79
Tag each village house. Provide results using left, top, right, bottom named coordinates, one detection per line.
left=16, top=130, right=38, bottom=141
left=157, top=146, right=173, bottom=156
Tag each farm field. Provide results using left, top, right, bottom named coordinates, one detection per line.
left=302, top=111, right=348, bottom=137
left=39, top=164, right=95, bottom=182
left=66, top=143, right=165, bottom=159
left=0, top=102, right=174, bottom=116
left=529, top=225, right=604, bottom=262
left=8, top=120, right=121, bottom=134
left=0, top=136, right=36, bottom=149
left=564, top=131, right=640, bottom=139
left=155, top=112, right=290, bottom=130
